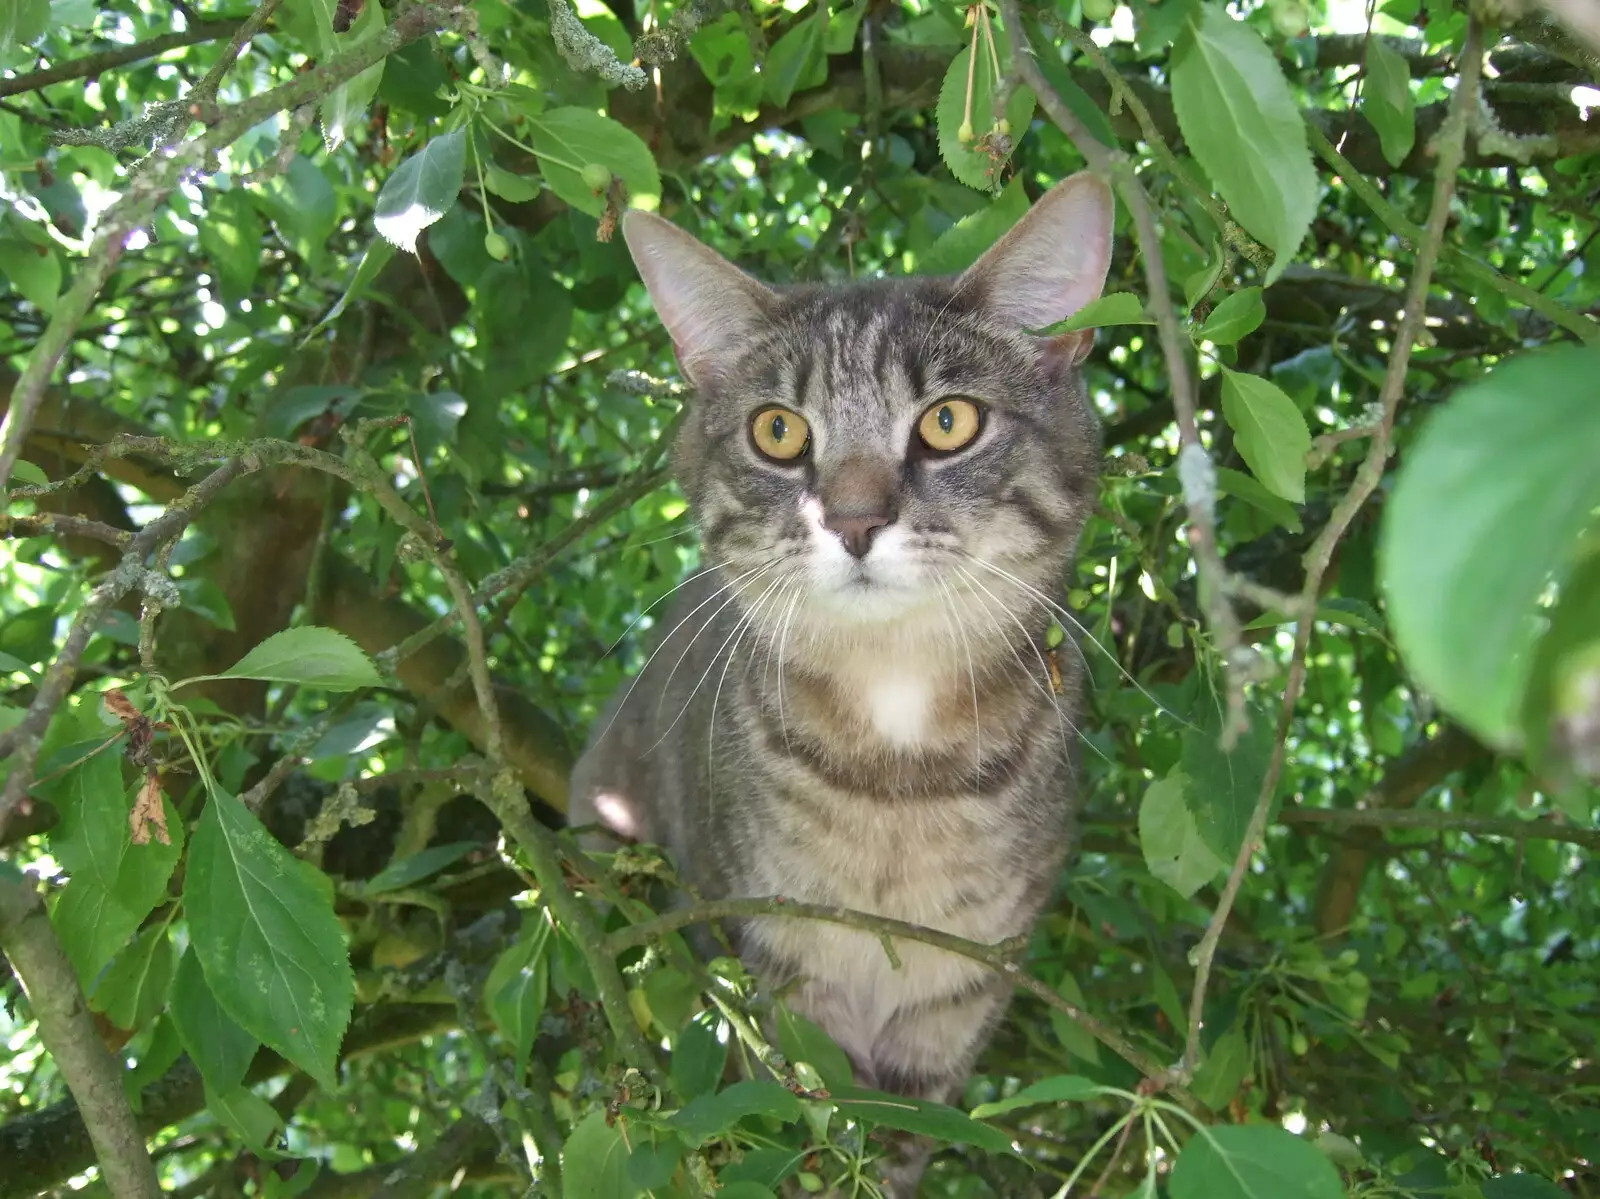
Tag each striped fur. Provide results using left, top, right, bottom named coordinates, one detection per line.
left=571, top=174, right=1113, bottom=1196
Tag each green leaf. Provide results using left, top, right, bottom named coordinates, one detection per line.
left=305, top=236, right=396, bottom=342
left=1046, top=970, right=1100, bottom=1065
left=374, top=128, right=467, bottom=253
left=1180, top=698, right=1275, bottom=864
left=1040, top=292, right=1152, bottom=334
left=1482, top=1176, right=1570, bottom=1199
left=1221, top=369, right=1311, bottom=503
left=1140, top=770, right=1226, bottom=899
left=919, top=176, right=1030, bottom=275
left=1523, top=542, right=1600, bottom=790
left=170, top=947, right=259, bottom=1093
left=624, top=1129, right=683, bottom=1191
left=764, top=7, right=827, bottom=107
left=1363, top=37, right=1416, bottom=167
left=935, top=25, right=1036, bottom=192
left=0, top=0, right=50, bottom=49
left=1200, top=287, right=1265, bottom=345
left=1379, top=346, right=1600, bottom=748
left=184, top=788, right=354, bottom=1090
left=775, top=1005, right=854, bottom=1090
left=1216, top=466, right=1303, bottom=534
left=1171, top=3, right=1317, bottom=284
left=484, top=164, right=540, bottom=203
left=1170, top=1125, right=1345, bottom=1199
left=261, top=157, right=339, bottom=271
left=485, top=919, right=552, bottom=1072
left=830, top=1086, right=1015, bottom=1152
left=198, top=189, right=263, bottom=305
left=669, top=1080, right=804, bottom=1146
left=825, top=0, right=865, bottom=54
left=44, top=756, right=183, bottom=987
left=0, top=236, right=61, bottom=312
left=563, top=1109, right=642, bottom=1199
left=208, top=626, right=382, bottom=690
left=321, top=0, right=386, bottom=151
left=362, top=842, right=479, bottom=894
left=206, top=1082, right=286, bottom=1156
left=970, top=1074, right=1099, bottom=1120
left=89, top=922, right=175, bottom=1031
left=1190, top=1020, right=1251, bottom=1110
left=672, top=1010, right=729, bottom=1100
left=525, top=107, right=661, bottom=220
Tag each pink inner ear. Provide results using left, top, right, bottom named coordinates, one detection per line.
left=1045, top=328, right=1095, bottom=368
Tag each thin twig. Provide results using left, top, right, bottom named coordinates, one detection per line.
left=0, top=20, right=241, bottom=98
left=605, top=895, right=1203, bottom=1117
left=1174, top=18, right=1487, bottom=1084
left=998, top=0, right=1250, bottom=746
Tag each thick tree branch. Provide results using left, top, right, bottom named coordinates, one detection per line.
left=0, top=875, right=161, bottom=1199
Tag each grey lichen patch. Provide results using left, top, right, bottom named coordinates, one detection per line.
left=547, top=0, right=647, bottom=90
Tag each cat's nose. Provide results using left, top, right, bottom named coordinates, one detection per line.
left=823, top=511, right=891, bottom=558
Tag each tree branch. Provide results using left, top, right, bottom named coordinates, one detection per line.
left=0, top=20, right=242, bottom=98
left=1283, top=806, right=1600, bottom=849
left=0, top=874, right=162, bottom=1199
left=1174, top=18, right=1488, bottom=1084
left=1000, top=0, right=1251, bottom=745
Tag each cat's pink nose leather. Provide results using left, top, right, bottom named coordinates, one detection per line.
left=824, top=512, right=890, bottom=558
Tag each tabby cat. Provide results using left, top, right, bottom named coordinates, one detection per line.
left=570, top=172, right=1113, bottom=1195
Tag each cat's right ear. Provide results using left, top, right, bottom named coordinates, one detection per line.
left=621, top=211, right=777, bottom=388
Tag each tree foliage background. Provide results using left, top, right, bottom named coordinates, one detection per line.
left=0, top=0, right=1597, bottom=1194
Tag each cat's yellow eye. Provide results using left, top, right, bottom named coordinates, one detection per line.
left=751, top=407, right=811, bottom=461
left=918, top=398, right=982, bottom=453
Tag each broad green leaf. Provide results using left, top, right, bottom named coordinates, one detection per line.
left=919, top=176, right=1030, bottom=275
left=1379, top=346, right=1600, bottom=748
left=1363, top=37, right=1416, bottom=167
left=1221, top=369, right=1311, bottom=503
left=1523, top=542, right=1600, bottom=789
left=830, top=1087, right=1015, bottom=1152
left=1140, top=770, right=1225, bottom=899
left=764, top=7, right=827, bottom=107
left=716, top=1186, right=778, bottom=1199
left=1191, top=1020, right=1251, bottom=1110
left=775, top=1004, right=854, bottom=1090
left=207, top=626, right=382, bottom=690
left=0, top=236, right=60, bottom=312
left=485, top=919, right=552, bottom=1071
left=170, top=947, right=259, bottom=1093
left=1041, top=292, right=1151, bottom=334
left=1180, top=697, right=1275, bottom=864
left=1047, top=970, right=1100, bottom=1065
left=198, top=189, right=263, bottom=305
left=44, top=756, right=182, bottom=987
left=825, top=0, right=865, bottom=53
left=1183, top=236, right=1226, bottom=308
left=525, top=108, right=661, bottom=219
left=1200, top=287, right=1265, bottom=345
left=672, top=1010, right=729, bottom=1100
left=89, top=923, right=175, bottom=1031
left=669, top=1080, right=804, bottom=1146
left=624, top=1129, right=683, bottom=1191
left=1170, top=1125, right=1345, bottom=1199
left=563, top=1109, right=641, bottom=1199
left=321, top=0, right=386, bottom=151
left=1171, top=3, right=1317, bottom=283
left=374, top=128, right=467, bottom=253
left=261, top=157, right=339, bottom=271
left=935, top=26, right=1036, bottom=192
left=185, top=788, right=354, bottom=1089
left=970, top=1074, right=1099, bottom=1119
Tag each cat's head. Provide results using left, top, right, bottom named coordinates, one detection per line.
left=622, top=174, right=1113, bottom=648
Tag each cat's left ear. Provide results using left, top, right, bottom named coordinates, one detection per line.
left=961, top=171, right=1114, bottom=366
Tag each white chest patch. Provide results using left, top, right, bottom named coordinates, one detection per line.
left=864, top=672, right=935, bottom=747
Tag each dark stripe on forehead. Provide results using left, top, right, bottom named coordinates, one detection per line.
left=790, top=351, right=813, bottom=409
